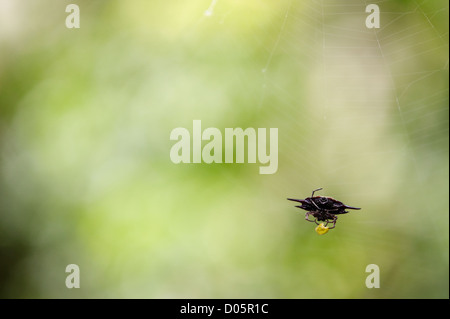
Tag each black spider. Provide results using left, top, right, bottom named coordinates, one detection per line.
left=287, top=188, right=361, bottom=229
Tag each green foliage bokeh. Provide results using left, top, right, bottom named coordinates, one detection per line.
left=0, top=0, right=448, bottom=298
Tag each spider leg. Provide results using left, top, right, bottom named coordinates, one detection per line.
left=310, top=200, right=321, bottom=210
left=311, top=188, right=323, bottom=197
left=305, top=212, right=315, bottom=223
left=309, top=189, right=323, bottom=211
left=327, top=216, right=338, bottom=229
left=305, top=212, right=321, bottom=225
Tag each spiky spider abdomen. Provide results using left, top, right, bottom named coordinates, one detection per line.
left=287, top=188, right=361, bottom=231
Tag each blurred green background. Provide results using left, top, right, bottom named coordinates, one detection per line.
left=0, top=0, right=448, bottom=298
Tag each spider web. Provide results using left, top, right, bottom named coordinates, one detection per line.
left=0, top=0, right=447, bottom=299
left=256, top=0, right=449, bottom=200
left=196, top=0, right=448, bottom=297
left=252, top=0, right=448, bottom=297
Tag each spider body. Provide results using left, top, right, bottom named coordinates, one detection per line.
left=287, top=188, right=360, bottom=229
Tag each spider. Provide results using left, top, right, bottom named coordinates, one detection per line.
left=287, top=188, right=361, bottom=229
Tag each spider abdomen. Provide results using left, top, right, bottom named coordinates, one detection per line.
left=287, top=188, right=361, bottom=232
